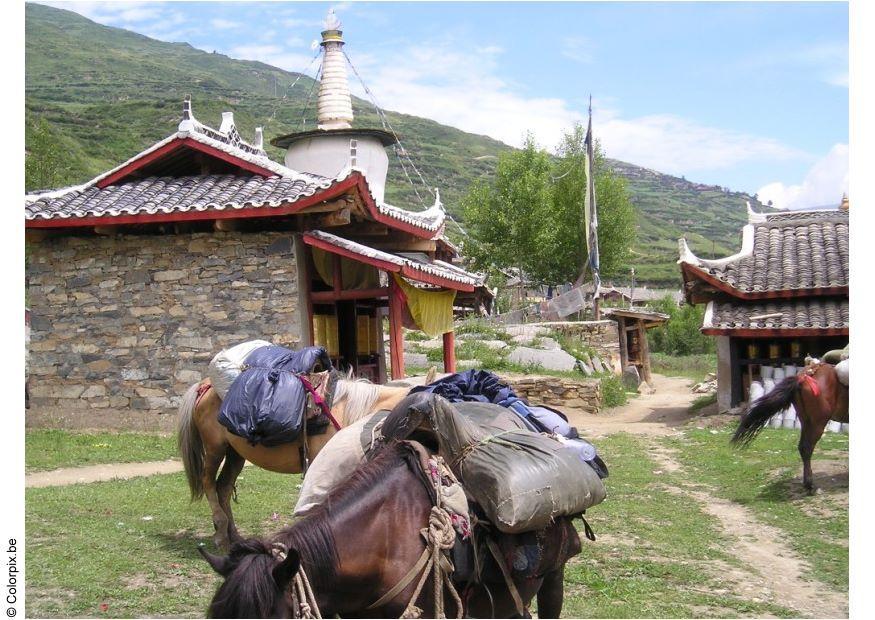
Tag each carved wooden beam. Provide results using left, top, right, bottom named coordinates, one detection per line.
left=352, top=238, right=437, bottom=252
left=299, top=195, right=356, bottom=214
left=314, top=207, right=351, bottom=228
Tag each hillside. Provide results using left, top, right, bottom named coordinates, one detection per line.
left=24, top=2, right=767, bottom=286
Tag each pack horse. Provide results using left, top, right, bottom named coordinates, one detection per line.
left=177, top=348, right=414, bottom=550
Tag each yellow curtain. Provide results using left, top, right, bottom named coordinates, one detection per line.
left=392, top=273, right=457, bottom=337
left=311, top=248, right=380, bottom=290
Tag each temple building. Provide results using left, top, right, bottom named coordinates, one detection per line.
left=678, top=200, right=849, bottom=411
left=24, top=11, right=486, bottom=428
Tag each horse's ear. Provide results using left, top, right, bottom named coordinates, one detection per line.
left=272, top=548, right=300, bottom=589
left=198, top=546, right=234, bottom=577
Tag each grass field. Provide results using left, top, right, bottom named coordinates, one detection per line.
left=26, top=430, right=177, bottom=472
left=25, top=424, right=847, bottom=618
left=651, top=353, right=717, bottom=383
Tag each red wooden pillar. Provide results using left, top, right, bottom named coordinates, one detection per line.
left=388, top=276, right=405, bottom=380
left=443, top=330, right=456, bottom=374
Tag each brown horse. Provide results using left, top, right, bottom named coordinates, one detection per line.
left=732, top=361, right=848, bottom=493
left=177, top=370, right=414, bottom=550
left=200, top=440, right=581, bottom=618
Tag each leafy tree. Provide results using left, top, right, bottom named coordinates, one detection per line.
left=26, top=118, right=67, bottom=191
left=460, top=134, right=553, bottom=284
left=461, top=124, right=637, bottom=287
left=647, top=295, right=715, bottom=356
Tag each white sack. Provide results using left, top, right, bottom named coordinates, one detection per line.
left=207, top=340, right=272, bottom=399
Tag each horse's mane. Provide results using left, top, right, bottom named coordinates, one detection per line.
left=333, top=369, right=382, bottom=424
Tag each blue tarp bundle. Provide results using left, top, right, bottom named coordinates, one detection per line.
left=411, top=369, right=608, bottom=478
left=218, top=345, right=332, bottom=446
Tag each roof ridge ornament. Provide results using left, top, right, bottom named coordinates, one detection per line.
left=746, top=200, right=767, bottom=224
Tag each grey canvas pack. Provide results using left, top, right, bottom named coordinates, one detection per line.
left=381, top=393, right=607, bottom=534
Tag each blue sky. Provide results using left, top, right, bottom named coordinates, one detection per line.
left=39, top=1, right=849, bottom=209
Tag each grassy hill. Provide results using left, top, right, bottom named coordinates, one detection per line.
left=25, top=2, right=767, bottom=286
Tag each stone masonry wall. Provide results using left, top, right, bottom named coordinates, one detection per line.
left=26, top=231, right=301, bottom=426
left=500, top=374, right=602, bottom=415
left=504, top=321, right=621, bottom=374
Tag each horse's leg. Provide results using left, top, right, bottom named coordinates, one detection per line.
left=536, top=567, right=565, bottom=619
left=202, top=449, right=232, bottom=550
left=798, top=413, right=828, bottom=495
left=216, top=448, right=246, bottom=544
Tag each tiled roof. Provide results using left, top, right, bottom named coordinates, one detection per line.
left=303, top=230, right=481, bottom=288
left=25, top=174, right=333, bottom=221
left=679, top=208, right=848, bottom=295
left=703, top=297, right=848, bottom=332
left=25, top=98, right=447, bottom=236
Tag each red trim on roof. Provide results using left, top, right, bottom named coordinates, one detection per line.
left=96, top=137, right=276, bottom=189
left=302, top=232, right=473, bottom=292
left=347, top=174, right=441, bottom=240
left=680, top=262, right=848, bottom=300
left=701, top=327, right=849, bottom=337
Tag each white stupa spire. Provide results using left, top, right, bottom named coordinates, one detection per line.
left=317, top=8, right=354, bottom=130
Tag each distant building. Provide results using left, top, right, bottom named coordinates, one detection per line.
left=678, top=201, right=849, bottom=411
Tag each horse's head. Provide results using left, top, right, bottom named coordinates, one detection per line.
left=200, top=539, right=300, bottom=618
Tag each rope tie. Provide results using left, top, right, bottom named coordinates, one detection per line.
left=368, top=454, right=464, bottom=618
left=271, top=543, right=323, bottom=619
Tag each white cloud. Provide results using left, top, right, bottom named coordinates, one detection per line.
left=561, top=37, right=594, bottom=64
left=229, top=44, right=315, bottom=73
left=210, top=18, right=237, bottom=30
left=756, top=144, right=848, bottom=210
left=596, top=110, right=809, bottom=174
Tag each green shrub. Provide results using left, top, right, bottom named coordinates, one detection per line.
left=647, top=296, right=715, bottom=356
left=599, top=373, right=629, bottom=408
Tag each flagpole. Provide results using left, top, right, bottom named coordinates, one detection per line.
left=584, top=95, right=601, bottom=320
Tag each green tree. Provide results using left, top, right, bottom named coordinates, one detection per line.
left=461, top=124, right=637, bottom=287
left=26, top=118, right=67, bottom=191
left=647, top=295, right=715, bottom=356
left=460, top=134, right=553, bottom=283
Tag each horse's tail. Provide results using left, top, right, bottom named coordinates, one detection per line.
left=731, top=375, right=799, bottom=447
left=177, top=381, right=206, bottom=501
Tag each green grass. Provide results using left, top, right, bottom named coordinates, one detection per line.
left=651, top=352, right=717, bottom=383
left=26, top=468, right=303, bottom=618
left=26, top=430, right=177, bottom=472
left=665, top=425, right=849, bottom=591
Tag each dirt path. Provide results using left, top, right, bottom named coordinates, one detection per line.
left=565, top=373, right=711, bottom=437
left=26, top=460, right=184, bottom=488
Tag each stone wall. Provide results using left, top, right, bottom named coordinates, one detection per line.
left=500, top=374, right=602, bottom=415
left=26, top=231, right=302, bottom=427
left=504, top=321, right=621, bottom=374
